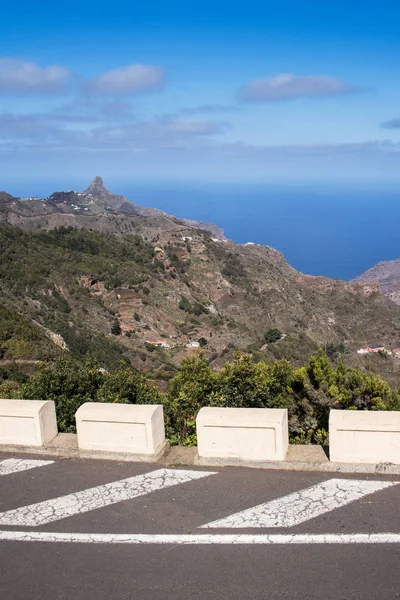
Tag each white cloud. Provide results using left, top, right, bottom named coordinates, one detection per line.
left=0, top=58, right=71, bottom=93
left=238, top=73, right=356, bottom=102
left=0, top=58, right=165, bottom=97
left=85, top=64, right=165, bottom=95
left=0, top=111, right=228, bottom=149
left=87, top=118, right=229, bottom=148
left=161, top=119, right=229, bottom=136
left=180, top=104, right=242, bottom=115
left=381, top=118, right=400, bottom=129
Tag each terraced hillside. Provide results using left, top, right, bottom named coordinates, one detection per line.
left=2, top=178, right=400, bottom=387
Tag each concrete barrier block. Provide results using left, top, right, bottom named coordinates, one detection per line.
left=329, top=409, right=400, bottom=464
left=196, top=407, right=289, bottom=462
left=75, top=403, right=166, bottom=459
left=0, top=399, right=58, bottom=447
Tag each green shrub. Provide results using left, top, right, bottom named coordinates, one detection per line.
left=111, top=319, right=121, bottom=335
left=22, top=358, right=104, bottom=432
left=178, top=296, right=208, bottom=315
left=264, top=328, right=283, bottom=343
left=11, top=345, right=400, bottom=446
left=22, top=357, right=162, bottom=433
left=163, top=349, right=400, bottom=446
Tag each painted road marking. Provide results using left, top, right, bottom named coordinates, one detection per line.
left=0, top=468, right=216, bottom=527
left=0, top=459, right=54, bottom=477
left=2, top=530, right=400, bottom=545
left=202, top=478, right=397, bottom=529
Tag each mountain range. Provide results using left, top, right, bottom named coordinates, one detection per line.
left=1, top=177, right=400, bottom=387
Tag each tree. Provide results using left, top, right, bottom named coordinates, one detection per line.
left=111, top=319, right=121, bottom=335
left=198, top=337, right=208, bottom=347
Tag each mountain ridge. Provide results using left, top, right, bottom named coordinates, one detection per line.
left=352, top=259, right=400, bottom=305
left=0, top=176, right=226, bottom=241
left=2, top=178, right=400, bottom=387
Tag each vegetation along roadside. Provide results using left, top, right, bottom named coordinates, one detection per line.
left=1, top=350, right=398, bottom=446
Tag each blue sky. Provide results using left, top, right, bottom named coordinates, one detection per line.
left=1, top=0, right=400, bottom=188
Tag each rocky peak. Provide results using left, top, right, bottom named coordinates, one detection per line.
left=81, top=176, right=126, bottom=209
left=87, top=176, right=104, bottom=189
left=0, top=191, right=18, bottom=204
left=78, top=176, right=226, bottom=237
left=82, top=176, right=108, bottom=197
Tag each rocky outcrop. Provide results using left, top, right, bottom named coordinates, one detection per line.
left=82, top=176, right=128, bottom=211
left=0, top=191, right=18, bottom=204
left=32, top=320, right=69, bottom=351
left=352, top=260, right=400, bottom=304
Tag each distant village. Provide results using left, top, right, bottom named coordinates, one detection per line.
left=357, top=346, right=400, bottom=359
left=144, top=339, right=200, bottom=350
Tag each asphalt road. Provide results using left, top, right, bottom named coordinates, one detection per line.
left=1, top=452, right=400, bottom=600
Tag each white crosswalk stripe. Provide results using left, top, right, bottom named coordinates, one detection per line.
left=202, top=478, right=397, bottom=529
left=0, top=468, right=216, bottom=527
left=0, top=458, right=54, bottom=477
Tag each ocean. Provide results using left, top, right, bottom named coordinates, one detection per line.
left=119, top=181, right=400, bottom=281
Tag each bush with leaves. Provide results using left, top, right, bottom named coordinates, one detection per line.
left=21, top=357, right=162, bottom=433
left=13, top=347, right=400, bottom=446
left=96, top=364, right=162, bottom=405
left=264, top=328, right=283, bottom=343
left=111, top=319, right=121, bottom=335
left=164, top=350, right=400, bottom=446
left=164, top=354, right=217, bottom=445
left=22, top=358, right=104, bottom=432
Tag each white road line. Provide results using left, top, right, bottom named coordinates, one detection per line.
left=0, top=459, right=54, bottom=476
left=1, top=531, right=400, bottom=545
left=202, top=478, right=397, bottom=529
left=0, top=468, right=216, bottom=527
